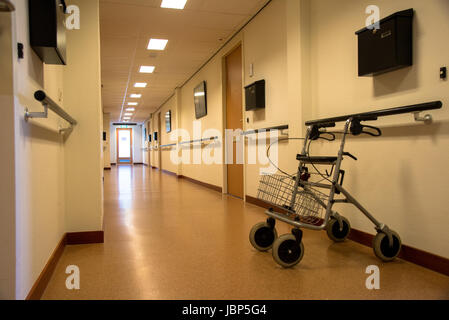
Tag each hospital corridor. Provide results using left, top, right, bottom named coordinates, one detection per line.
left=1, top=0, right=449, bottom=308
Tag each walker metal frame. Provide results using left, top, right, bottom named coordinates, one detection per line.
left=256, top=101, right=442, bottom=259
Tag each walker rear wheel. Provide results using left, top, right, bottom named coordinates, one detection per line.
left=272, top=234, right=304, bottom=268
left=373, top=230, right=402, bottom=262
left=249, top=221, right=278, bottom=251
left=326, top=216, right=351, bottom=242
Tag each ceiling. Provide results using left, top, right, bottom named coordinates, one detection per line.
left=100, top=0, right=269, bottom=123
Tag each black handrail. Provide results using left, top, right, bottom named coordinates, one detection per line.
left=305, top=101, right=442, bottom=127
left=242, top=124, right=289, bottom=135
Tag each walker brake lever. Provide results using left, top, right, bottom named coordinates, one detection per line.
left=343, top=152, right=358, bottom=161
left=318, top=132, right=336, bottom=141
left=350, top=119, right=382, bottom=137
left=361, top=125, right=382, bottom=137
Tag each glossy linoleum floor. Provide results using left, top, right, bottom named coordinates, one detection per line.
left=42, top=165, right=449, bottom=300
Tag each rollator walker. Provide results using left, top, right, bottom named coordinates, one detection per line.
left=249, top=101, right=442, bottom=268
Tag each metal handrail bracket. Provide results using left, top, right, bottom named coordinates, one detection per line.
left=25, top=90, right=77, bottom=134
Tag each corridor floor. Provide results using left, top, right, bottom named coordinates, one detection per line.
left=42, top=165, right=449, bottom=299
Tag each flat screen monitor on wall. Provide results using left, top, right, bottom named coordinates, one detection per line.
left=194, top=81, right=207, bottom=119
left=165, top=110, right=172, bottom=133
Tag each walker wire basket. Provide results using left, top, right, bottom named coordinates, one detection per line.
left=256, top=174, right=327, bottom=225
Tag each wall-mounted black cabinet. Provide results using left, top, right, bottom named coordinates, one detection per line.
left=355, top=8, right=414, bottom=76
left=29, top=0, right=67, bottom=65
left=245, top=80, right=265, bottom=111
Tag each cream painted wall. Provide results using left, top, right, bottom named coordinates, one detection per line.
left=308, top=0, right=449, bottom=258
left=178, top=34, right=244, bottom=188
left=11, top=0, right=67, bottom=299
left=146, top=0, right=449, bottom=259
left=0, top=11, right=16, bottom=300
left=3, top=0, right=104, bottom=299
left=63, top=0, right=103, bottom=233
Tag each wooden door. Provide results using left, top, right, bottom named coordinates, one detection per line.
left=157, top=112, right=162, bottom=169
left=225, top=45, right=244, bottom=198
left=117, top=128, right=133, bottom=164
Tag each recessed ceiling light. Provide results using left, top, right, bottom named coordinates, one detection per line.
left=147, top=38, right=168, bottom=51
left=130, top=94, right=142, bottom=98
left=124, top=113, right=133, bottom=116
left=140, top=66, right=155, bottom=73
left=161, top=0, right=188, bottom=10
left=194, top=92, right=205, bottom=97
left=126, top=108, right=136, bottom=112
left=123, top=117, right=131, bottom=120
left=134, top=82, right=147, bottom=88
left=128, top=102, right=138, bottom=106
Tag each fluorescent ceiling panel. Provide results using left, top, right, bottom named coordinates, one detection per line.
left=147, top=38, right=168, bottom=50
left=161, top=0, right=188, bottom=10
left=140, top=66, right=155, bottom=73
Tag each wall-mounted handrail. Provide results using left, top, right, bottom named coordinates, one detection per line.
left=25, top=90, right=78, bottom=133
left=242, top=124, right=289, bottom=136
left=159, top=143, right=177, bottom=149
left=178, top=136, right=218, bottom=145
left=305, top=101, right=442, bottom=127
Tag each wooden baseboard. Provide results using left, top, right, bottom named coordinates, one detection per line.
left=245, top=195, right=449, bottom=277
left=133, top=162, right=144, bottom=165
left=26, top=230, right=104, bottom=300
left=178, top=175, right=222, bottom=193
left=25, top=234, right=67, bottom=300
left=160, top=169, right=177, bottom=177
left=66, top=231, right=104, bottom=245
left=348, top=228, right=449, bottom=277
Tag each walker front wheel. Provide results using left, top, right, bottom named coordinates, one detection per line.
left=272, top=234, right=304, bottom=268
left=249, top=221, right=278, bottom=251
left=326, top=216, right=351, bottom=242
left=373, top=230, right=402, bottom=262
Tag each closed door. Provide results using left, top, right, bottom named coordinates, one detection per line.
left=225, top=45, right=244, bottom=199
left=157, top=112, right=162, bottom=169
left=117, top=128, right=133, bottom=164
